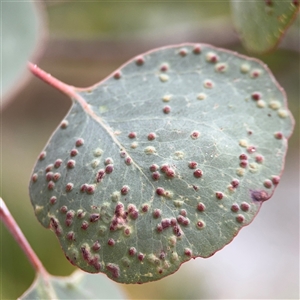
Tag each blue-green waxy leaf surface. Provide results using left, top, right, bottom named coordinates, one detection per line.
left=231, top=0, right=299, bottom=53
left=2, top=0, right=43, bottom=106
left=29, top=44, right=294, bottom=283
left=19, top=270, right=126, bottom=299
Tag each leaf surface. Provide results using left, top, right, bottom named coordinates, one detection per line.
left=2, top=0, right=44, bottom=106
left=19, top=270, right=126, bottom=299
left=29, top=44, right=294, bottom=283
left=231, top=0, right=299, bottom=53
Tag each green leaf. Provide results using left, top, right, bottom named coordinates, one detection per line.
left=2, top=0, right=44, bottom=105
left=231, top=0, right=299, bottom=53
left=29, top=44, right=294, bottom=284
left=19, top=270, right=126, bottom=299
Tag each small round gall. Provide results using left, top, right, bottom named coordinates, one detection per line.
left=156, top=187, right=165, bottom=196
left=39, top=151, right=46, bottom=161
left=264, top=179, right=272, bottom=189
left=271, top=175, right=280, bottom=185
left=251, top=92, right=262, bottom=101
left=215, top=192, right=223, bottom=200
left=190, top=131, right=200, bottom=140
left=163, top=106, right=171, bottom=114
left=70, top=149, right=78, bottom=157
left=149, top=164, right=159, bottom=172
left=105, top=164, right=114, bottom=174
left=240, top=202, right=250, bottom=212
left=107, top=238, right=115, bottom=246
left=67, top=160, right=76, bottom=169
left=128, top=132, right=137, bottom=139
left=188, top=161, right=197, bottom=169
left=152, top=209, right=162, bottom=218
left=135, top=56, right=145, bottom=65
left=66, top=183, right=74, bottom=192
left=148, top=132, right=156, bottom=141
left=197, top=202, right=206, bottom=212
left=75, top=138, right=84, bottom=147
left=54, top=159, right=63, bottom=168
left=152, top=171, right=160, bottom=181
left=193, top=169, right=203, bottom=178
left=231, top=203, right=239, bottom=212
left=121, top=185, right=130, bottom=195
left=236, top=214, right=245, bottom=223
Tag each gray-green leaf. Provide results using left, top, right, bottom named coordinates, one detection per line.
left=19, top=270, right=126, bottom=299
left=29, top=44, right=294, bottom=284
left=2, top=0, right=44, bottom=106
left=231, top=0, right=299, bottom=53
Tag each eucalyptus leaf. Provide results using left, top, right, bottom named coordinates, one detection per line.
left=231, top=0, right=299, bottom=53
left=29, top=44, right=294, bottom=284
left=19, top=270, right=126, bottom=299
left=2, top=0, right=44, bottom=106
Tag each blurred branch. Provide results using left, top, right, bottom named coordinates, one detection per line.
left=0, top=197, right=49, bottom=278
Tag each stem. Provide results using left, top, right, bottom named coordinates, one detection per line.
left=28, top=62, right=88, bottom=109
left=0, top=197, right=49, bottom=278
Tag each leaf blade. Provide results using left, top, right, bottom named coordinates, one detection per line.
left=19, top=270, right=126, bottom=299
left=231, top=0, right=299, bottom=53
left=2, top=1, right=45, bottom=107
left=29, top=44, right=294, bottom=283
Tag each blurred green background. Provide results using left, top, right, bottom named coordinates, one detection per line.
left=1, top=1, right=299, bottom=299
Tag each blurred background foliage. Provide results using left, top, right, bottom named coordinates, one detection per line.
left=1, top=1, right=299, bottom=299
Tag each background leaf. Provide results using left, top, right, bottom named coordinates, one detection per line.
left=231, top=0, right=299, bottom=53
left=29, top=44, right=293, bottom=284
left=1, top=0, right=46, bottom=109
left=19, top=270, right=126, bottom=299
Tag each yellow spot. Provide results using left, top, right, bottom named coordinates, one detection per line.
left=269, top=100, right=281, bottom=110
left=173, top=200, right=183, bottom=207
left=35, top=205, right=43, bottom=215
left=170, top=252, right=179, bottom=262
left=164, top=190, right=173, bottom=199
left=159, top=74, right=169, bottom=82
left=278, top=109, right=288, bottom=118
left=111, top=191, right=121, bottom=202
left=257, top=100, right=266, bottom=108
left=162, top=95, right=172, bottom=102
left=174, top=151, right=184, bottom=160
left=249, top=163, right=259, bottom=173
left=131, top=142, right=138, bottom=149
left=240, top=64, right=250, bottom=73
left=99, top=106, right=108, bottom=113
left=236, top=168, right=245, bottom=177
left=197, top=93, right=206, bottom=100
left=91, top=159, right=100, bottom=168
left=94, top=148, right=103, bottom=157
left=169, top=236, right=177, bottom=246
left=144, top=146, right=156, bottom=155
left=239, top=139, right=248, bottom=147
left=147, top=254, right=159, bottom=265
left=227, top=185, right=236, bottom=193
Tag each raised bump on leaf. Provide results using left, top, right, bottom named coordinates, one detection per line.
left=29, top=43, right=294, bottom=284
